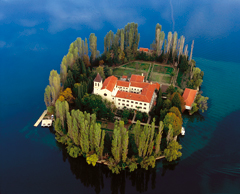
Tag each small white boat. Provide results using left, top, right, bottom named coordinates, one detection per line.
left=181, top=127, right=185, bottom=135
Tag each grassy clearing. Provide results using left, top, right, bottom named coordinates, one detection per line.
left=150, top=72, right=171, bottom=84
left=154, top=65, right=174, bottom=75
left=112, top=68, right=147, bottom=78
left=122, top=62, right=150, bottom=72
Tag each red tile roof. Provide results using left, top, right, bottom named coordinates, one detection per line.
left=122, top=75, right=128, bottom=79
left=139, top=48, right=149, bottom=52
left=130, top=74, right=145, bottom=82
left=182, top=88, right=198, bottom=107
left=130, top=81, right=149, bottom=88
left=94, top=73, right=102, bottom=82
left=115, top=82, right=159, bottom=103
left=117, top=80, right=130, bottom=87
left=101, top=76, right=118, bottom=92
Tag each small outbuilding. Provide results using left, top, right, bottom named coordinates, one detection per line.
left=182, top=88, right=198, bottom=110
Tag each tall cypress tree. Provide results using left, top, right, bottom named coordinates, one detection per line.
left=172, top=92, right=182, bottom=112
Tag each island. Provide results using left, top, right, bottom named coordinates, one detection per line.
left=43, top=23, right=208, bottom=174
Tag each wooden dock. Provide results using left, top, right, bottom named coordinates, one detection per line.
left=34, top=110, right=48, bottom=127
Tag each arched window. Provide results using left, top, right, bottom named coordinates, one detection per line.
left=104, top=93, right=107, bottom=96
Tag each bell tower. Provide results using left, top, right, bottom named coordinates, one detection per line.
left=93, top=73, right=102, bottom=94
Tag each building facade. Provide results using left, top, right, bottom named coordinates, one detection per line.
left=93, top=73, right=160, bottom=113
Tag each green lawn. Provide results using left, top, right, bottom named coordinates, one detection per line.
left=122, top=62, right=150, bottom=72
left=150, top=72, right=171, bottom=84
left=112, top=68, right=147, bottom=78
left=177, top=70, right=184, bottom=87
left=153, top=65, right=174, bottom=75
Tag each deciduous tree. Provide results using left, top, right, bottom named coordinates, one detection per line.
left=164, top=140, right=182, bottom=162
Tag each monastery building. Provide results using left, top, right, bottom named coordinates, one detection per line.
left=93, top=73, right=160, bottom=113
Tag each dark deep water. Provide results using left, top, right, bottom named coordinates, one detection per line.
left=1, top=1, right=240, bottom=193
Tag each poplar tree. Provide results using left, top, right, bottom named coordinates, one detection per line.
left=44, top=85, right=52, bottom=107
left=155, top=121, right=163, bottom=155
left=172, top=32, right=178, bottom=58
left=189, top=40, right=195, bottom=78
left=167, top=32, right=172, bottom=54
left=93, top=122, right=102, bottom=157
left=120, top=29, right=124, bottom=51
left=189, top=40, right=194, bottom=62
left=159, top=31, right=165, bottom=55
left=184, top=44, right=188, bottom=56
left=164, top=39, right=167, bottom=53
left=72, top=117, right=79, bottom=145
left=54, top=118, right=62, bottom=134
left=60, top=56, right=68, bottom=85
left=178, top=35, right=185, bottom=62
left=76, top=37, right=83, bottom=57
left=99, top=130, right=105, bottom=159
left=49, top=70, right=60, bottom=104
left=85, top=37, right=88, bottom=56
left=112, top=127, right=121, bottom=163
left=89, top=33, right=97, bottom=61
left=166, top=124, right=173, bottom=145
left=155, top=24, right=161, bottom=56
left=147, top=119, right=155, bottom=156
left=67, top=112, right=73, bottom=139
left=133, top=120, right=141, bottom=147
left=55, top=100, right=68, bottom=129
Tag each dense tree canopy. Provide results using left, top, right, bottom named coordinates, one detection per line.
left=163, top=112, right=182, bottom=137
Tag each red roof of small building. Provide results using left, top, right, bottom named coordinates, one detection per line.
left=182, top=88, right=198, bottom=107
left=139, top=48, right=149, bottom=52
left=130, top=74, right=145, bottom=82
left=117, top=80, right=130, bottom=87
left=122, top=75, right=128, bottom=79
left=101, top=76, right=118, bottom=92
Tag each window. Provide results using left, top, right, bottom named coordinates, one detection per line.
left=118, top=103, right=120, bottom=105
left=140, top=103, right=142, bottom=105
left=131, top=101, right=133, bottom=103
left=122, top=103, right=125, bottom=106
left=123, top=100, right=125, bottom=102
left=98, top=83, right=99, bottom=86
left=127, top=104, right=129, bottom=106
left=131, top=105, right=133, bottom=107
left=139, top=107, right=142, bottom=109
left=144, top=108, right=146, bottom=109
left=135, top=102, right=138, bottom=104
left=118, top=99, right=121, bottom=101
left=104, top=93, right=107, bottom=96
left=112, top=98, right=114, bottom=100
left=127, top=100, right=129, bottom=103
left=144, top=103, right=146, bottom=106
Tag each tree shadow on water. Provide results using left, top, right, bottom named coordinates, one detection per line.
left=161, top=158, right=180, bottom=177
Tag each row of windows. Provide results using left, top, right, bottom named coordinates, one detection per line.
left=118, top=103, right=146, bottom=110
left=117, top=99, right=147, bottom=106
left=131, top=88, right=142, bottom=92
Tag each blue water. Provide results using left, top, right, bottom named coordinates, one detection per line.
left=1, top=1, right=240, bottom=193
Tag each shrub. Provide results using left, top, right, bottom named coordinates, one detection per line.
left=47, top=106, right=55, bottom=114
